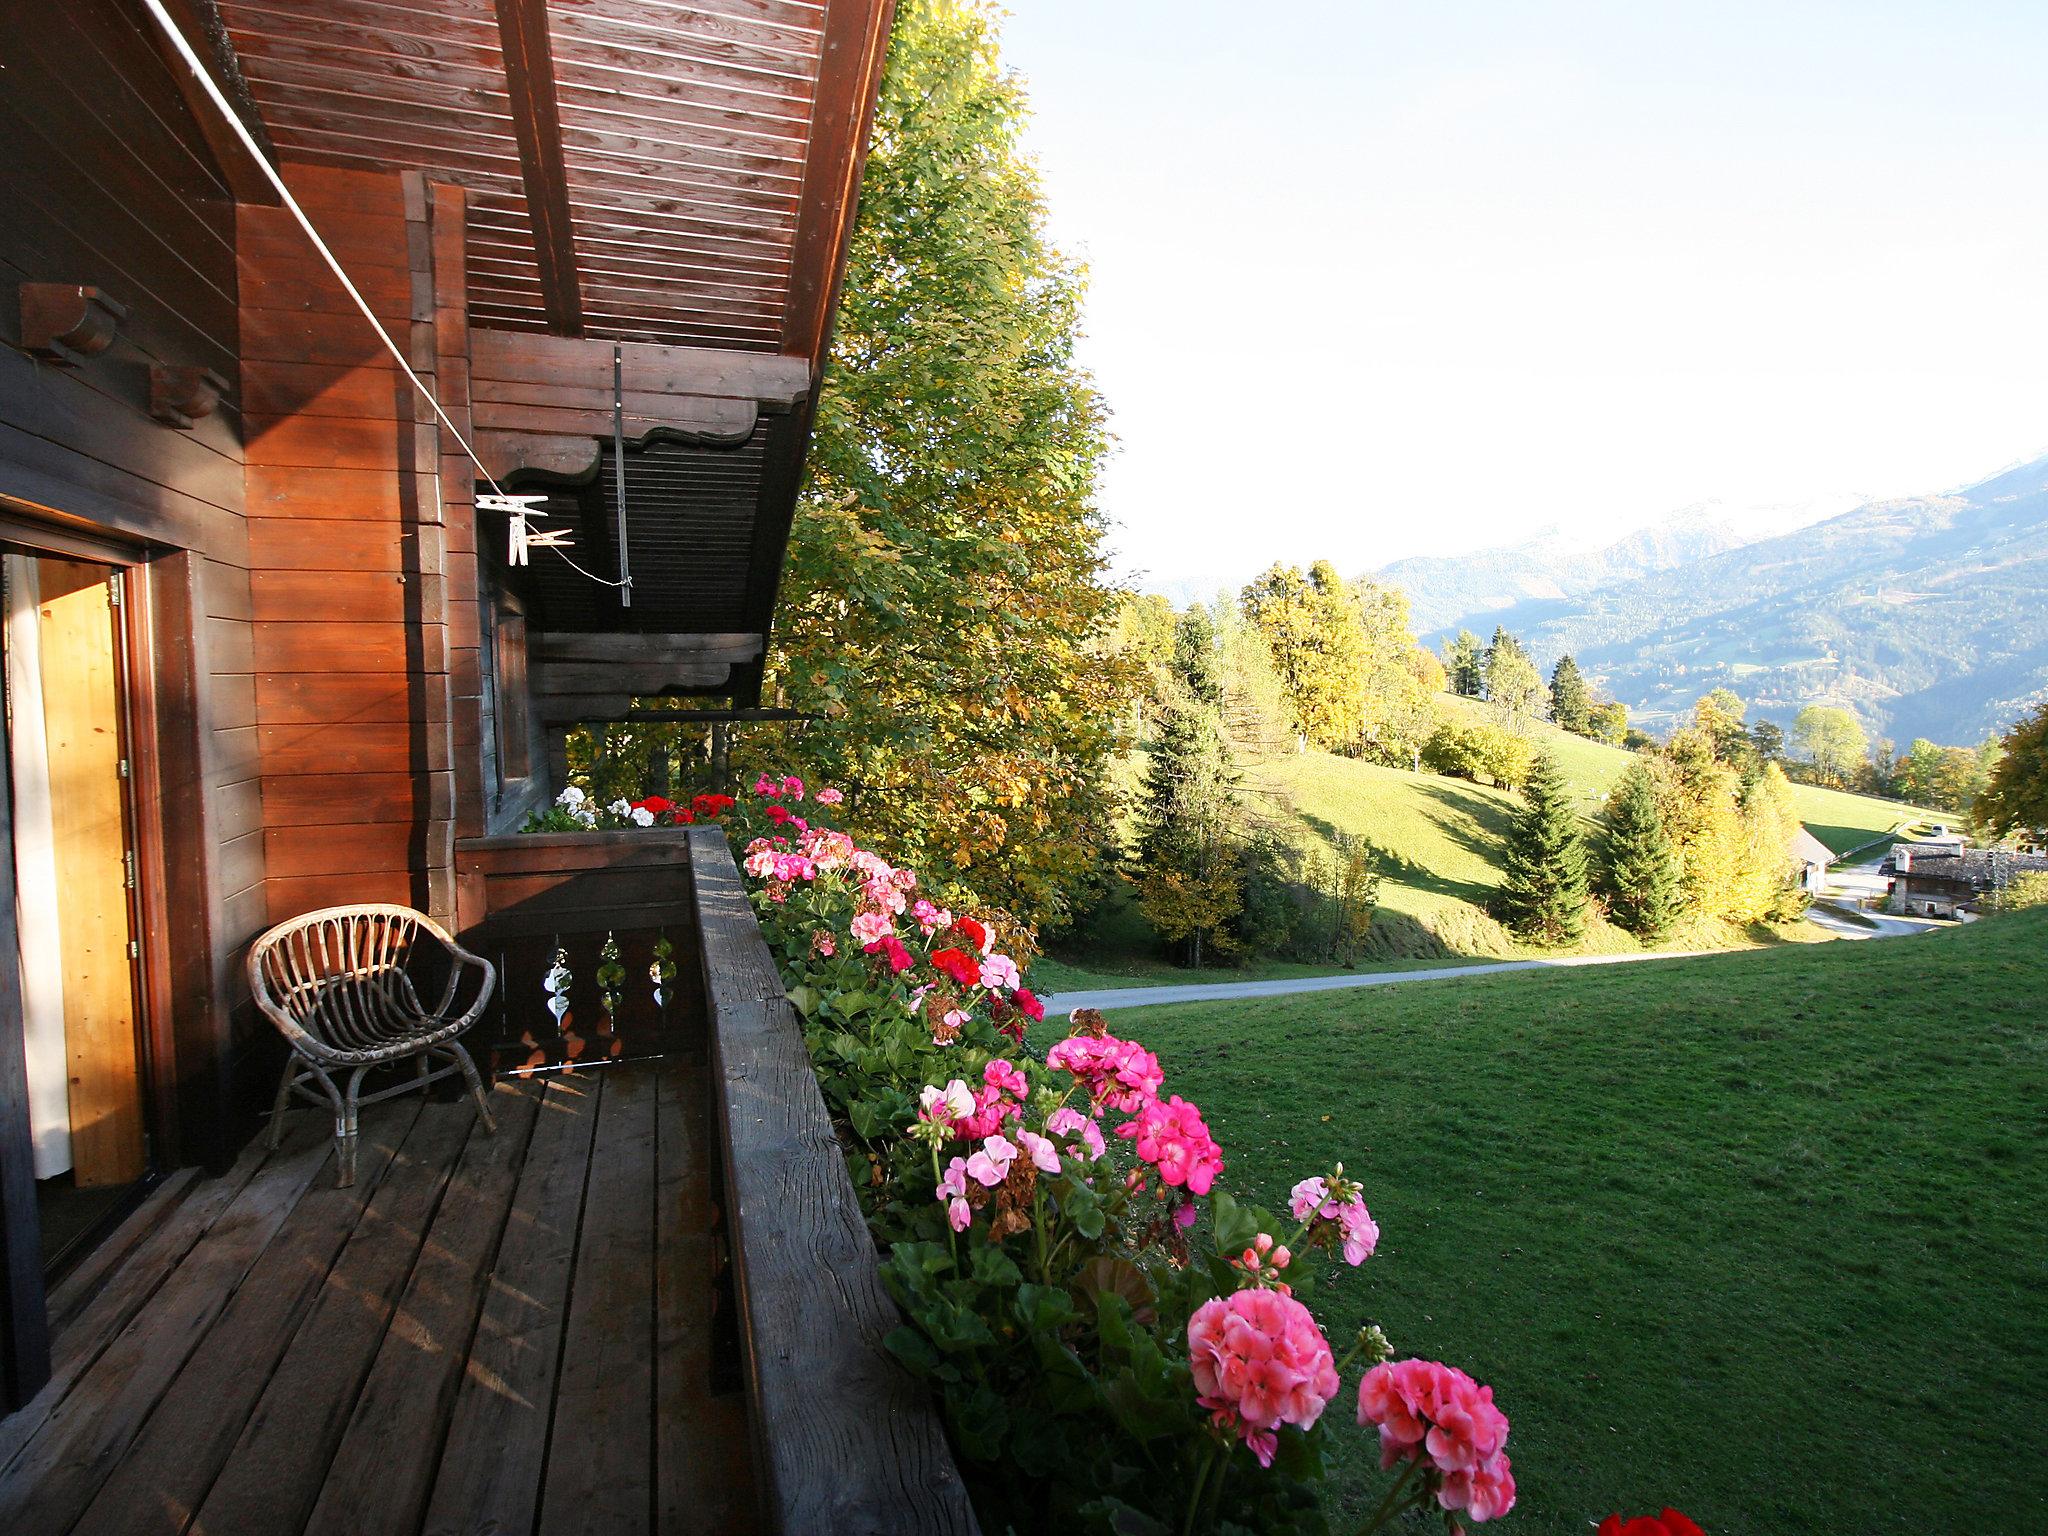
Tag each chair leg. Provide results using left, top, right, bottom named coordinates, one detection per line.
left=448, top=1042, right=496, bottom=1134
left=338, top=1066, right=370, bottom=1189
left=266, top=1056, right=299, bottom=1150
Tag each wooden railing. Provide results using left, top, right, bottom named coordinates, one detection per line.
left=453, top=829, right=703, bottom=1073
left=687, top=825, right=980, bottom=1535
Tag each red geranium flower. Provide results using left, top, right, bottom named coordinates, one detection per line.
left=863, top=936, right=913, bottom=974
left=632, top=795, right=674, bottom=816
left=691, top=792, right=736, bottom=819
left=929, top=948, right=980, bottom=989
left=1013, top=987, right=1045, bottom=1023
left=952, top=917, right=989, bottom=954
left=1598, top=1512, right=1704, bottom=1536
left=764, top=804, right=793, bottom=826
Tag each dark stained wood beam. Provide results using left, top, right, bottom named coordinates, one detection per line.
left=470, top=331, right=810, bottom=410
left=493, top=0, right=582, bottom=336
left=150, top=0, right=281, bottom=205
left=782, top=0, right=899, bottom=365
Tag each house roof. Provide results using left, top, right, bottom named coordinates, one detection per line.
left=192, top=0, right=897, bottom=708
left=1791, top=827, right=1836, bottom=867
left=1889, top=849, right=2048, bottom=888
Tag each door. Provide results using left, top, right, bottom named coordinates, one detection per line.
left=4, top=554, right=149, bottom=1274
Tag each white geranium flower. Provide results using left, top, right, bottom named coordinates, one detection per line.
left=609, top=799, right=631, bottom=817
left=557, top=786, right=586, bottom=807
left=631, top=807, right=655, bottom=827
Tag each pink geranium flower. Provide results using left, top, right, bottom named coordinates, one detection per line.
left=1117, top=1094, right=1224, bottom=1195
left=849, top=910, right=892, bottom=948
left=1290, top=1174, right=1379, bottom=1264
left=1045, top=1032, right=1165, bottom=1114
left=815, top=785, right=844, bottom=805
left=1014, top=1128, right=1061, bottom=1175
left=781, top=775, right=804, bottom=800
left=936, top=1157, right=973, bottom=1232
left=1357, top=1359, right=1515, bottom=1522
left=979, top=953, right=1021, bottom=992
left=963, top=1134, right=1017, bottom=1187
left=1187, top=1289, right=1340, bottom=1465
left=1047, top=1106, right=1107, bottom=1162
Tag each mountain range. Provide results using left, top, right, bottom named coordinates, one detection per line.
left=1382, top=455, right=2048, bottom=745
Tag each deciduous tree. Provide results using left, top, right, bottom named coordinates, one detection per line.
left=1792, top=705, right=1868, bottom=788
left=753, top=0, right=1123, bottom=932
left=1977, top=703, right=2048, bottom=844
left=1483, top=627, right=1544, bottom=728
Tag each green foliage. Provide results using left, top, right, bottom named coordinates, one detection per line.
left=1482, top=627, right=1544, bottom=727
left=1242, top=561, right=1368, bottom=751
left=748, top=0, right=1124, bottom=934
left=1747, top=717, right=1785, bottom=763
left=1990, top=868, right=2048, bottom=912
left=1421, top=718, right=1533, bottom=789
left=1792, top=705, right=1868, bottom=788
left=1441, top=629, right=1485, bottom=697
left=1136, top=611, right=1243, bottom=966
left=1598, top=760, right=1683, bottom=940
left=1493, top=753, right=1589, bottom=946
left=1693, top=688, right=1751, bottom=764
left=1976, top=702, right=2047, bottom=842
left=1350, top=580, right=1440, bottom=766
left=1548, top=653, right=1593, bottom=735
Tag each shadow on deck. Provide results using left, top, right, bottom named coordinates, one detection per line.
left=0, top=1057, right=754, bottom=1536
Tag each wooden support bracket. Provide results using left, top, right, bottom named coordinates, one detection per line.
left=149, top=365, right=232, bottom=428
left=20, top=285, right=128, bottom=366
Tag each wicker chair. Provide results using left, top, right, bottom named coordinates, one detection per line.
left=249, top=904, right=497, bottom=1186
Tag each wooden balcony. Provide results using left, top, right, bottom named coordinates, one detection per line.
left=0, top=829, right=974, bottom=1535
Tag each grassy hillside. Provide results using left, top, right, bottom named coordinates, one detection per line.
left=1046, top=696, right=1935, bottom=984
left=1433, top=693, right=1932, bottom=853
left=1051, top=910, right=2048, bottom=1534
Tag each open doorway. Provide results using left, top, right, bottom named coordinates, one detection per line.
left=2, top=554, right=151, bottom=1277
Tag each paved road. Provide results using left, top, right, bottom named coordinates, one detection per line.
left=1043, top=948, right=1712, bottom=1015
left=1046, top=855, right=1946, bottom=1016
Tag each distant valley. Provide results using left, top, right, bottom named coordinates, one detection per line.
left=1379, top=454, right=2048, bottom=744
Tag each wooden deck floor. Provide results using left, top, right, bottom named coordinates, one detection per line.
left=0, top=1058, right=758, bottom=1536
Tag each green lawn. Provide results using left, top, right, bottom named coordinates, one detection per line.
left=1052, top=912, right=2047, bottom=1534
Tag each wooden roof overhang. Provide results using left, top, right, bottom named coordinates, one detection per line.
left=206, top=0, right=895, bottom=709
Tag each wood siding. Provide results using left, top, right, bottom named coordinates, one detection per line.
left=241, top=164, right=481, bottom=931
left=0, top=0, right=261, bottom=1170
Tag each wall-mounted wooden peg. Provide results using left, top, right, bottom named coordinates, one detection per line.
left=20, top=284, right=128, bottom=366
left=149, top=365, right=232, bottom=428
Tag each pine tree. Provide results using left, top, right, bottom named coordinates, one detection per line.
left=1599, top=760, right=1682, bottom=940
left=1441, top=630, right=1484, bottom=697
left=1549, top=654, right=1593, bottom=735
left=1493, top=752, right=1589, bottom=946
left=1136, top=611, right=1243, bottom=966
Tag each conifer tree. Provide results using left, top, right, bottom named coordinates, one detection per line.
left=1599, top=759, right=1682, bottom=940
left=1441, top=630, right=1485, bottom=697
left=1493, top=752, right=1589, bottom=946
left=1549, top=654, right=1593, bottom=735
left=1136, top=611, right=1242, bottom=965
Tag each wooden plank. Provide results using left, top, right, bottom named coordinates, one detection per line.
left=0, top=1134, right=269, bottom=1475
left=470, top=329, right=808, bottom=405
left=243, top=413, right=424, bottom=473
left=265, top=872, right=420, bottom=922
left=239, top=359, right=408, bottom=422
left=262, top=822, right=417, bottom=879
left=0, top=1117, right=334, bottom=1536
left=300, top=1083, right=542, bottom=1536
left=533, top=631, right=763, bottom=663
left=245, top=464, right=408, bottom=522
left=187, top=1100, right=480, bottom=1536
left=252, top=622, right=410, bottom=673
left=149, top=0, right=282, bottom=205
left=536, top=1067, right=657, bottom=1536
left=250, top=569, right=414, bottom=624
left=41, top=1170, right=198, bottom=1339
left=248, top=517, right=408, bottom=573
left=418, top=1076, right=599, bottom=1536
left=655, top=1054, right=758, bottom=1531
left=257, top=721, right=422, bottom=776
left=470, top=394, right=758, bottom=441
left=64, top=1100, right=427, bottom=1536
left=690, top=827, right=979, bottom=1533
left=37, top=561, right=146, bottom=1187
left=494, top=0, right=582, bottom=334
left=262, top=772, right=431, bottom=827
left=256, top=670, right=428, bottom=726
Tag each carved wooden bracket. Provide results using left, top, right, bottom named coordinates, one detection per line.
left=149, top=365, right=232, bottom=428
left=20, top=284, right=128, bottom=366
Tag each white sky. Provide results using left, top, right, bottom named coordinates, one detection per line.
left=995, top=0, right=2048, bottom=596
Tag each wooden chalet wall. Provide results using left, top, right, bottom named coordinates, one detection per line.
left=239, top=165, right=482, bottom=935
left=0, top=0, right=264, bottom=1163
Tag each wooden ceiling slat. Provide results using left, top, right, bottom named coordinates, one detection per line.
left=240, top=55, right=512, bottom=115
left=553, top=83, right=812, bottom=145
left=553, top=9, right=824, bottom=83
left=552, top=0, right=828, bottom=55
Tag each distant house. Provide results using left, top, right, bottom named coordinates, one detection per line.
left=1883, top=845, right=2048, bottom=917
left=1792, top=828, right=1836, bottom=892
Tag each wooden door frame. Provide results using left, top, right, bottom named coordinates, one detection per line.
left=0, top=517, right=223, bottom=1411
